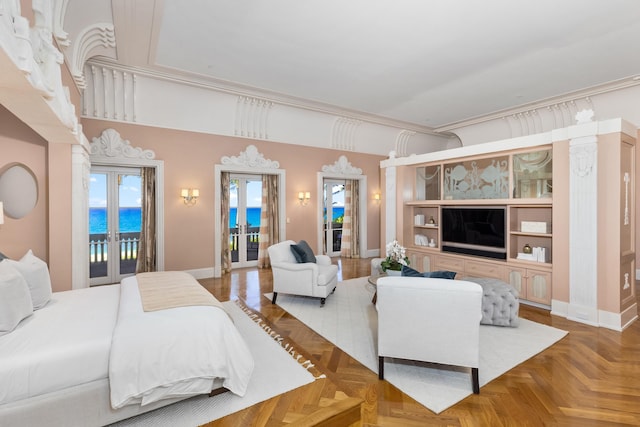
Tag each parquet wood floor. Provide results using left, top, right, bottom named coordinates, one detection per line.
left=199, top=258, right=640, bottom=426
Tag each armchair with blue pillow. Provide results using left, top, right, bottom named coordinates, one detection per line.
left=267, top=240, right=338, bottom=306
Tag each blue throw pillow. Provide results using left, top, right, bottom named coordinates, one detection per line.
left=401, top=265, right=456, bottom=279
left=289, top=240, right=317, bottom=263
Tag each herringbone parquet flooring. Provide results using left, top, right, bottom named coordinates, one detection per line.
left=199, top=258, right=640, bottom=426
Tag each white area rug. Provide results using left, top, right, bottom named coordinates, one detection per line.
left=112, top=301, right=316, bottom=426
left=268, top=277, right=568, bottom=414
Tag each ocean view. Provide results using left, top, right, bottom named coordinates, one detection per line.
left=89, top=206, right=345, bottom=234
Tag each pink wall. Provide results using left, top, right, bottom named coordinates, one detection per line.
left=0, top=106, right=48, bottom=263
left=82, top=120, right=384, bottom=273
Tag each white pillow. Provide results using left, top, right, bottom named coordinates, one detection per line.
left=6, top=250, right=53, bottom=310
left=0, top=261, right=34, bottom=336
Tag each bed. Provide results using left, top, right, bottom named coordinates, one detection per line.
left=0, top=261, right=254, bottom=427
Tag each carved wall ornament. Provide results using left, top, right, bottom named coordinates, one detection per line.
left=90, top=128, right=155, bottom=160
left=321, top=155, right=363, bottom=176
left=395, top=130, right=416, bottom=157
left=575, top=108, right=595, bottom=124
left=331, top=117, right=360, bottom=151
left=624, top=172, right=630, bottom=226
left=221, top=145, right=280, bottom=169
left=234, top=96, right=273, bottom=139
left=569, top=143, right=596, bottom=178
left=71, top=23, right=116, bottom=89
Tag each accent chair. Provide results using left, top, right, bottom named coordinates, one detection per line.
left=376, top=276, right=483, bottom=393
left=267, top=240, right=338, bottom=306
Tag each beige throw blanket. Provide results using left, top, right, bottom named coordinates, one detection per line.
left=137, top=271, right=225, bottom=312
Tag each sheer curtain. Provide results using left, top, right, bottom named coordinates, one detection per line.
left=136, top=167, right=156, bottom=273
left=257, top=174, right=279, bottom=268
left=220, top=172, right=232, bottom=274
left=340, top=179, right=360, bottom=258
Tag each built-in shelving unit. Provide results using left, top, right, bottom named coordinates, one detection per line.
left=402, top=146, right=554, bottom=307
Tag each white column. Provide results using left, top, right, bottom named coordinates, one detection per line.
left=385, top=164, right=397, bottom=246
left=71, top=137, right=90, bottom=289
left=567, top=134, right=598, bottom=324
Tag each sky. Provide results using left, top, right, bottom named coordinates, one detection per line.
left=89, top=174, right=141, bottom=208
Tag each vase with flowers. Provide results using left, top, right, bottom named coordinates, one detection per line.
left=380, top=240, right=409, bottom=276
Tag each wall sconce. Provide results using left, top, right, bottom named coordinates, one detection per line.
left=298, top=191, right=311, bottom=206
left=0, top=201, right=4, bottom=224
left=181, top=188, right=199, bottom=206
left=373, top=193, right=381, bottom=204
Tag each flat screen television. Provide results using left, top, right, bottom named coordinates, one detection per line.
left=441, top=206, right=506, bottom=260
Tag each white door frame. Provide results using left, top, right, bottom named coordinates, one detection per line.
left=316, top=156, right=367, bottom=257
left=88, top=129, right=165, bottom=278
left=213, top=145, right=285, bottom=278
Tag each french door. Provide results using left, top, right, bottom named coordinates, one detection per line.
left=230, top=174, right=262, bottom=268
left=323, top=180, right=345, bottom=256
left=89, top=166, right=141, bottom=285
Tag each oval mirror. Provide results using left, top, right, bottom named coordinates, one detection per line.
left=0, top=163, right=39, bottom=219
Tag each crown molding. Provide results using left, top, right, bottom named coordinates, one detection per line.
left=435, top=76, right=640, bottom=133
left=85, top=58, right=443, bottom=136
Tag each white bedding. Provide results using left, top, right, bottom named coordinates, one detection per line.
left=109, top=275, right=255, bottom=409
left=0, top=285, right=119, bottom=405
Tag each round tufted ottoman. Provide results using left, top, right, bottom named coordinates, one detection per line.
left=463, top=277, right=520, bottom=327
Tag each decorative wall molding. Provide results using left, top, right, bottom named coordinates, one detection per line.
left=567, top=110, right=598, bottom=325
left=83, top=63, right=136, bottom=121
left=221, top=144, right=280, bottom=169
left=234, top=96, right=273, bottom=139
left=90, top=128, right=155, bottom=160
left=502, top=98, right=595, bottom=138
left=321, top=155, right=362, bottom=176
left=395, top=130, right=416, bottom=157
left=70, top=23, right=116, bottom=89
left=331, top=117, right=361, bottom=151
left=0, top=0, right=79, bottom=141
left=53, top=0, right=70, bottom=47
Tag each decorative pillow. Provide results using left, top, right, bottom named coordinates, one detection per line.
left=289, top=240, right=317, bottom=263
left=401, top=265, right=456, bottom=279
left=0, top=261, right=34, bottom=336
left=6, top=250, right=53, bottom=310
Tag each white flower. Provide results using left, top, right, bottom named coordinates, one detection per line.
left=385, top=240, right=408, bottom=265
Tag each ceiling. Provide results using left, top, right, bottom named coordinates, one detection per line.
left=63, top=0, right=640, bottom=132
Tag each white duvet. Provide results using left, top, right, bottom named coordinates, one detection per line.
left=109, top=276, right=254, bottom=409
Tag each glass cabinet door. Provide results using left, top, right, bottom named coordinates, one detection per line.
left=443, top=156, right=509, bottom=200
left=415, top=165, right=441, bottom=201
left=513, top=150, right=552, bottom=199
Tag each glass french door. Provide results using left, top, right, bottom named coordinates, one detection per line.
left=323, top=180, right=345, bottom=256
left=89, top=166, right=141, bottom=285
left=230, top=174, right=262, bottom=268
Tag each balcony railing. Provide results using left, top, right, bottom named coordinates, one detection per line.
left=89, top=232, right=140, bottom=277
left=229, top=226, right=260, bottom=262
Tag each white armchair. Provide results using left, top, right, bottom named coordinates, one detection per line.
left=376, top=276, right=483, bottom=393
left=267, top=240, right=338, bottom=306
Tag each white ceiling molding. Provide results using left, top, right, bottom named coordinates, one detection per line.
left=70, top=23, right=116, bottom=89
left=89, top=128, right=155, bottom=160
left=331, top=117, right=361, bottom=151
left=234, top=96, right=273, bottom=140
left=221, top=145, right=280, bottom=170
left=53, top=0, right=70, bottom=47
left=394, top=130, right=416, bottom=157
left=321, top=156, right=363, bottom=176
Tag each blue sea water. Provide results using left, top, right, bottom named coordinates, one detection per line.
left=89, top=206, right=346, bottom=233
left=89, top=207, right=141, bottom=234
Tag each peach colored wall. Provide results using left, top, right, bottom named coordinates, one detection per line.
left=47, top=143, right=73, bottom=291
left=81, top=120, right=384, bottom=272
left=0, top=106, right=48, bottom=262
